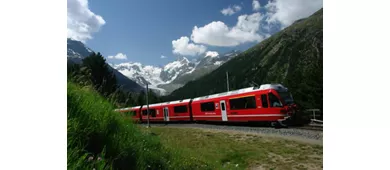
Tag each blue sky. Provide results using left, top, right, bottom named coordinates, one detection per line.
left=67, top=0, right=323, bottom=66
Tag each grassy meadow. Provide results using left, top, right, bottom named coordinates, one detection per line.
left=67, top=82, right=322, bottom=170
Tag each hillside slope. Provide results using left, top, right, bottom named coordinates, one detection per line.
left=67, top=82, right=207, bottom=169
left=167, top=9, right=323, bottom=109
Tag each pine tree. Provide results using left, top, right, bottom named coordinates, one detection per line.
left=137, top=91, right=145, bottom=106
left=82, top=52, right=118, bottom=97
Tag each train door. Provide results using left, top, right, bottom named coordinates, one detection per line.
left=220, top=100, right=228, bottom=121
left=163, top=107, right=170, bottom=121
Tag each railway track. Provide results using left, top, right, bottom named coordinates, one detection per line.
left=293, top=125, right=323, bottom=131
left=141, top=122, right=323, bottom=144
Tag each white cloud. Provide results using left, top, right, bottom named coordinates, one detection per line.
left=172, top=36, right=207, bottom=56
left=191, top=13, right=264, bottom=47
left=221, top=5, right=242, bottom=16
left=161, top=55, right=167, bottom=59
left=252, top=0, right=261, bottom=11
left=265, top=0, right=323, bottom=27
left=221, top=7, right=235, bottom=16
left=205, top=51, right=219, bottom=58
left=108, top=53, right=128, bottom=60
left=233, top=5, right=242, bottom=12
left=67, top=0, right=105, bottom=43
left=236, top=12, right=262, bottom=33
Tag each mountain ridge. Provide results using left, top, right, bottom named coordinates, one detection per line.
left=166, top=8, right=323, bottom=110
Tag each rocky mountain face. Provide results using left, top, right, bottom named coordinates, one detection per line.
left=158, top=50, right=240, bottom=93
left=165, top=8, right=323, bottom=110
left=67, top=38, right=144, bottom=92
left=112, top=50, right=240, bottom=95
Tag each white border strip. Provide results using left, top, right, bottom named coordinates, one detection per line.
left=169, top=116, right=190, bottom=118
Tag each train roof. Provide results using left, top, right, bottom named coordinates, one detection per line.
left=114, top=106, right=141, bottom=111
left=192, top=84, right=287, bottom=101
left=115, top=84, right=287, bottom=110
left=140, top=98, right=191, bottom=108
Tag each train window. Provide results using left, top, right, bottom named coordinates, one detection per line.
left=142, top=109, right=157, bottom=117
left=261, top=94, right=268, bottom=108
left=201, top=102, right=215, bottom=111
left=229, top=96, right=257, bottom=110
left=174, top=105, right=188, bottom=113
left=268, top=93, right=283, bottom=107
left=221, top=102, right=226, bottom=110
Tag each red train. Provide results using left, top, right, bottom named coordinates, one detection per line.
left=115, top=84, right=297, bottom=127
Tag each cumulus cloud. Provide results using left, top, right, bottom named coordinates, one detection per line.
left=265, top=0, right=323, bottom=27
left=161, top=55, right=167, bottom=59
left=67, top=0, right=105, bottom=43
left=190, top=13, right=264, bottom=47
left=221, top=5, right=242, bottom=16
left=172, top=36, right=207, bottom=56
left=205, top=51, right=219, bottom=58
left=108, top=53, right=128, bottom=60
left=252, top=0, right=261, bottom=11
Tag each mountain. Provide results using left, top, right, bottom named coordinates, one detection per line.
left=111, top=62, right=166, bottom=94
left=67, top=39, right=94, bottom=60
left=166, top=8, right=323, bottom=110
left=112, top=50, right=240, bottom=95
left=157, top=50, right=240, bottom=93
left=160, top=56, right=196, bottom=83
left=67, top=38, right=144, bottom=92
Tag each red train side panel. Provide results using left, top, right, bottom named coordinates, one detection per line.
left=190, top=84, right=293, bottom=123
left=140, top=104, right=164, bottom=122
left=115, top=84, right=295, bottom=125
left=161, top=99, right=191, bottom=122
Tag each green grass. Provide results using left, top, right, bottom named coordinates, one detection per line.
left=67, top=81, right=322, bottom=170
left=149, top=127, right=323, bottom=170
left=67, top=82, right=209, bottom=169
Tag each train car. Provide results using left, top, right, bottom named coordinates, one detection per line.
left=190, top=84, right=294, bottom=126
left=115, top=83, right=296, bottom=127
left=159, top=99, right=192, bottom=122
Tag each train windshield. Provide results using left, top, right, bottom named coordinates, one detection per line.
left=278, top=91, right=294, bottom=105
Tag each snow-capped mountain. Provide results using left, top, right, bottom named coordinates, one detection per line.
left=195, top=50, right=240, bottom=69
left=160, top=50, right=241, bottom=90
left=112, top=62, right=167, bottom=95
left=160, top=57, right=196, bottom=83
left=112, top=50, right=241, bottom=95
left=114, top=62, right=164, bottom=86
left=67, top=38, right=240, bottom=95
left=112, top=56, right=196, bottom=95
left=67, top=38, right=144, bottom=92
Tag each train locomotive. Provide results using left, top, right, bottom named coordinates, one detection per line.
left=115, top=84, right=297, bottom=127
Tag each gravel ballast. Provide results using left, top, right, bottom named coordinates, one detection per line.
left=143, top=123, right=323, bottom=145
